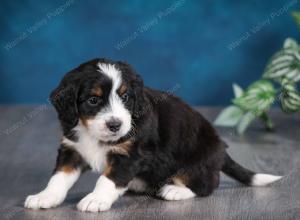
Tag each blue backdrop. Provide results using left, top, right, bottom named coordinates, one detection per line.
left=1, top=0, right=299, bottom=105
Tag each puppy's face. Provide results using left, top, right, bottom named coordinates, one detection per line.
left=51, top=59, right=144, bottom=142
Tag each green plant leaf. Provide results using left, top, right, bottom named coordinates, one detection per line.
left=259, top=112, right=274, bottom=131
left=237, top=112, right=256, bottom=134
left=232, top=83, right=244, bottom=98
left=263, top=38, right=300, bottom=82
left=280, top=77, right=300, bottom=113
left=284, top=38, right=298, bottom=49
left=214, top=105, right=244, bottom=127
left=292, top=11, right=300, bottom=30
left=232, top=80, right=276, bottom=115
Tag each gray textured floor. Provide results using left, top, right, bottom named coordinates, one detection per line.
left=0, top=106, right=299, bottom=220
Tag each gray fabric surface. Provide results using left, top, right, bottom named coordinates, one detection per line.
left=0, top=106, right=299, bottom=220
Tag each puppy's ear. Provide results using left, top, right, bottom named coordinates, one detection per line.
left=50, top=83, right=79, bottom=132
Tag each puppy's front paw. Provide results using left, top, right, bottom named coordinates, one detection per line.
left=77, top=192, right=112, bottom=212
left=24, top=191, right=64, bottom=209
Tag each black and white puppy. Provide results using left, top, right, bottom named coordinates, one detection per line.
left=25, top=58, right=282, bottom=212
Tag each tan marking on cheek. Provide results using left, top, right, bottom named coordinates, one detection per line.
left=91, top=87, right=103, bottom=97
left=79, top=116, right=96, bottom=128
left=110, top=139, right=133, bottom=156
left=118, top=84, right=127, bottom=96
left=79, top=117, right=89, bottom=128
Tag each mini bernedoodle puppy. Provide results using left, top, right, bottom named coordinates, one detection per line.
left=25, top=58, right=282, bottom=212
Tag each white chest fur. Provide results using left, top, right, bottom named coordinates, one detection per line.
left=75, top=133, right=109, bottom=173
left=63, top=125, right=110, bottom=173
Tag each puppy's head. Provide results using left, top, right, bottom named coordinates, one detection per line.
left=50, top=58, right=144, bottom=142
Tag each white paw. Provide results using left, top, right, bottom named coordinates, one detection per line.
left=159, top=185, right=196, bottom=201
left=77, top=192, right=112, bottom=212
left=24, top=191, right=64, bottom=209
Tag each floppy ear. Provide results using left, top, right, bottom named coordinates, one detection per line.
left=50, top=83, right=79, bottom=132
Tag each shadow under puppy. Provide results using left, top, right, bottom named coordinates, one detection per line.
left=25, top=58, right=282, bottom=212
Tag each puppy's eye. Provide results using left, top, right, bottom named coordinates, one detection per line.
left=121, top=93, right=129, bottom=103
left=87, top=96, right=101, bottom=106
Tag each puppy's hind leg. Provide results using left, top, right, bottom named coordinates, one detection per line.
left=158, top=166, right=220, bottom=201
left=158, top=184, right=196, bottom=201
left=158, top=172, right=196, bottom=201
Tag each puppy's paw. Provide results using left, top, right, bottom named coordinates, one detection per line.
left=77, top=192, right=112, bottom=212
left=159, top=185, right=196, bottom=201
left=24, top=191, right=64, bottom=209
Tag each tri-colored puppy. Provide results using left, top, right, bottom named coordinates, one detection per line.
left=25, top=58, right=282, bottom=212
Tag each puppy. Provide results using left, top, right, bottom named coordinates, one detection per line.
left=25, top=58, right=282, bottom=212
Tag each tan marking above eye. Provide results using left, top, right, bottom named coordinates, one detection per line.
left=118, top=84, right=127, bottom=95
left=91, top=87, right=103, bottom=97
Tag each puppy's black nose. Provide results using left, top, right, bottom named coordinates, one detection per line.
left=106, top=118, right=122, bottom=132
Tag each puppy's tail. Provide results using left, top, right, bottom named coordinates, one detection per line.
left=222, top=152, right=282, bottom=186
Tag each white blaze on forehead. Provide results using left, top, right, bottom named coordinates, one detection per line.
left=97, top=62, right=125, bottom=112
left=97, top=63, right=122, bottom=90
left=90, top=62, right=132, bottom=142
